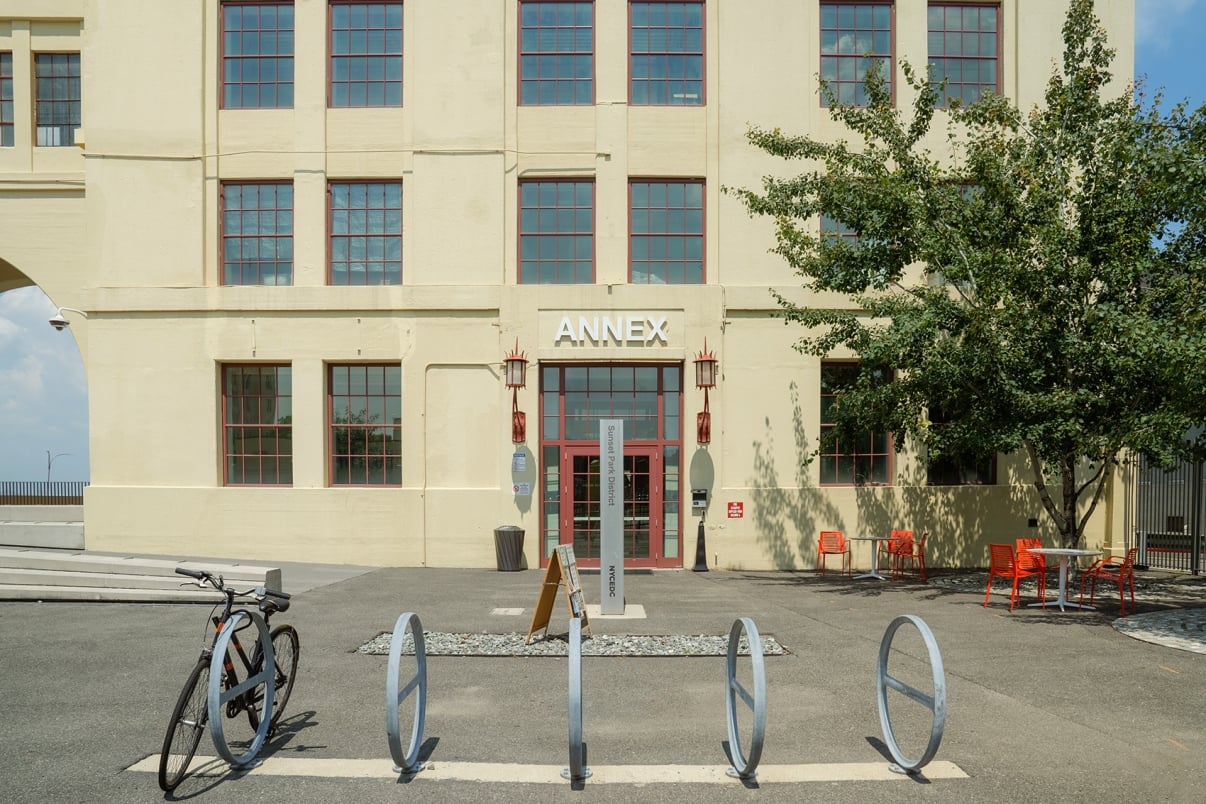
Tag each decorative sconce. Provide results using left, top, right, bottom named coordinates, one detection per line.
left=694, top=339, right=718, bottom=444
left=504, top=339, right=529, bottom=443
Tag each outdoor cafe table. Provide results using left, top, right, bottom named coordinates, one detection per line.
left=1025, top=547, right=1103, bottom=611
left=847, top=536, right=889, bottom=580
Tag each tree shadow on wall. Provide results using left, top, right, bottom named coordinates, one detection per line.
left=748, top=382, right=843, bottom=569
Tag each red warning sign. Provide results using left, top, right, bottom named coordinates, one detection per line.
left=728, top=502, right=743, bottom=518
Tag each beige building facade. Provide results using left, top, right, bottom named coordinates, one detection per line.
left=0, top=1, right=1136, bottom=570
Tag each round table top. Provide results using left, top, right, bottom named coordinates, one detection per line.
left=1024, top=547, right=1102, bottom=556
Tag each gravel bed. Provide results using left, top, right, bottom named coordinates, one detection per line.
left=357, top=631, right=787, bottom=657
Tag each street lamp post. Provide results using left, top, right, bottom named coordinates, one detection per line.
left=47, top=451, right=70, bottom=483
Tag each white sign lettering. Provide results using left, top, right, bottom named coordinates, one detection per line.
left=553, top=315, right=670, bottom=346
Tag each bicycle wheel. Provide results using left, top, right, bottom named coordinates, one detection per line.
left=158, top=658, right=210, bottom=792
left=251, top=624, right=299, bottom=734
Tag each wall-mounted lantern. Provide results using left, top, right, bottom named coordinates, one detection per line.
left=504, top=339, right=529, bottom=443
left=694, top=339, right=718, bottom=444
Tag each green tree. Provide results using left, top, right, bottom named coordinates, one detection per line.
left=733, top=0, right=1206, bottom=548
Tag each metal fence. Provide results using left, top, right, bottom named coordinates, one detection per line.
left=0, top=481, right=89, bottom=505
left=1134, top=455, right=1204, bottom=574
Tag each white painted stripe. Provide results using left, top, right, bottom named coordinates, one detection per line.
left=584, top=603, right=647, bottom=619
left=128, top=755, right=967, bottom=784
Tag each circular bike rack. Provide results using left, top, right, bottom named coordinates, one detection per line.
left=724, top=617, right=766, bottom=780
left=561, top=617, right=591, bottom=782
left=208, top=609, right=274, bottom=768
left=876, top=614, right=947, bottom=774
left=386, top=611, right=428, bottom=774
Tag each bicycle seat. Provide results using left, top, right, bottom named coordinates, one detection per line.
left=259, top=596, right=290, bottom=615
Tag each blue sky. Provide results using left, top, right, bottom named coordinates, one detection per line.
left=0, top=0, right=1204, bottom=481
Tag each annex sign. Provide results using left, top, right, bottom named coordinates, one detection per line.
left=551, top=314, right=671, bottom=346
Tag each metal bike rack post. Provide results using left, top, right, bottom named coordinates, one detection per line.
left=724, top=617, right=766, bottom=780
left=208, top=610, right=274, bottom=769
left=561, top=617, right=591, bottom=782
left=386, top=612, right=428, bottom=774
left=876, top=614, right=947, bottom=774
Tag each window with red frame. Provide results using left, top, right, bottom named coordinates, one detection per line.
left=819, top=362, right=891, bottom=485
left=329, top=181, right=402, bottom=285
left=630, top=1, right=704, bottom=106
left=329, top=364, right=401, bottom=485
left=520, top=180, right=594, bottom=284
left=222, top=182, right=294, bottom=285
left=820, top=2, right=892, bottom=106
left=222, top=1, right=295, bottom=108
left=34, top=53, right=81, bottom=146
left=630, top=180, right=703, bottom=284
left=330, top=1, right=402, bottom=107
left=925, top=407, right=996, bottom=485
left=1, top=53, right=13, bottom=147
left=520, top=1, right=594, bottom=105
left=223, top=365, right=293, bottom=486
left=927, top=3, right=998, bottom=107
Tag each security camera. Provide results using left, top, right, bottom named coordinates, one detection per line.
left=48, top=315, right=70, bottom=331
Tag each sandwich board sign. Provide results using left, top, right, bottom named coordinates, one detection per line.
left=526, top=544, right=591, bottom=644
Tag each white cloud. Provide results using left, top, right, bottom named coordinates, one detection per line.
left=1136, top=0, right=1199, bottom=52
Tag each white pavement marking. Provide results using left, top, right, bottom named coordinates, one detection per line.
left=490, top=607, right=524, bottom=615
left=127, top=755, right=967, bottom=784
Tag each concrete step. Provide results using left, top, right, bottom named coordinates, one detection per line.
left=0, top=546, right=282, bottom=603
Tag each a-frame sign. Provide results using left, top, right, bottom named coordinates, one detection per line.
left=526, top=544, right=592, bottom=644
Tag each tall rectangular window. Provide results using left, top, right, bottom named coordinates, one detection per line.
left=329, top=181, right=402, bottom=285
left=330, top=1, right=403, bottom=107
left=223, top=365, right=293, bottom=486
left=519, top=1, right=594, bottom=105
left=222, top=182, right=294, bottom=285
left=821, top=213, right=859, bottom=243
left=927, top=3, right=998, bottom=107
left=329, top=364, right=402, bottom=486
left=34, top=53, right=81, bottom=146
left=630, top=180, right=703, bottom=284
left=222, top=2, right=295, bottom=108
left=820, top=2, right=892, bottom=106
left=1, top=53, right=13, bottom=147
left=819, top=362, right=891, bottom=485
left=520, top=180, right=594, bottom=284
left=630, top=1, right=704, bottom=106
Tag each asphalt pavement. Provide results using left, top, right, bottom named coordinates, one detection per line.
left=2, top=561, right=1204, bottom=803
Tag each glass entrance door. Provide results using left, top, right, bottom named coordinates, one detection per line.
left=565, top=445, right=660, bottom=567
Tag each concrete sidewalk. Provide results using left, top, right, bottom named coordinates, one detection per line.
left=2, top=564, right=1204, bottom=802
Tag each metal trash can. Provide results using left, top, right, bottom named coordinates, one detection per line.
left=494, top=525, right=525, bottom=571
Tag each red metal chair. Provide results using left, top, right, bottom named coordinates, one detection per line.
left=816, top=530, right=851, bottom=576
left=879, top=530, right=913, bottom=578
left=895, top=531, right=928, bottom=582
left=984, top=543, right=1046, bottom=611
left=1079, top=546, right=1139, bottom=616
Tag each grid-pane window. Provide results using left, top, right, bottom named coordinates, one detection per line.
left=821, top=213, right=859, bottom=243
left=630, top=180, right=704, bottom=284
left=329, top=181, right=402, bottom=285
left=1, top=53, right=13, bottom=147
left=222, top=2, right=296, bottom=108
left=630, top=1, right=703, bottom=106
left=34, top=53, right=81, bottom=146
left=330, top=364, right=402, bottom=486
left=519, top=1, right=594, bottom=105
left=820, top=2, right=892, bottom=106
left=926, top=408, right=996, bottom=485
left=927, top=3, right=998, bottom=107
left=222, top=182, right=294, bottom=285
left=330, top=1, right=403, bottom=107
left=223, top=365, right=293, bottom=486
left=819, top=362, right=891, bottom=485
left=520, top=180, right=594, bottom=284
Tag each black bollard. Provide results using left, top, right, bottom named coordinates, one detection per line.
left=692, top=517, right=708, bottom=572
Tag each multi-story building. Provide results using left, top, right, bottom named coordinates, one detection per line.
left=0, top=1, right=1135, bottom=570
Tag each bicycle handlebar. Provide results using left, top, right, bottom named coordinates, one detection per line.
left=175, top=566, right=289, bottom=602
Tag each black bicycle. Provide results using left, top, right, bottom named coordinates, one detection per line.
left=157, top=567, right=299, bottom=792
